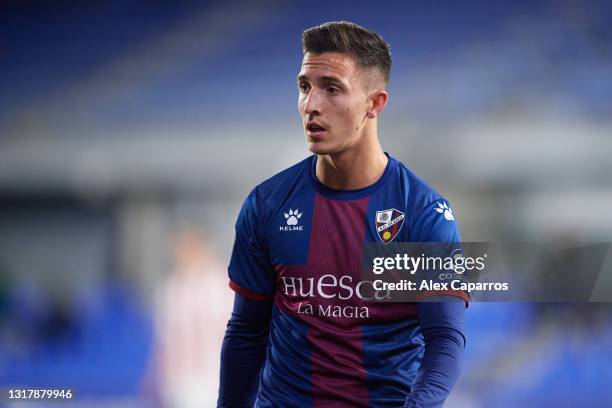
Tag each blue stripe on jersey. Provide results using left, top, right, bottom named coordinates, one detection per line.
left=362, top=320, right=425, bottom=407
left=257, top=306, right=313, bottom=407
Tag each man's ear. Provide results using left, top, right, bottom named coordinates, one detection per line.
left=366, top=89, right=389, bottom=119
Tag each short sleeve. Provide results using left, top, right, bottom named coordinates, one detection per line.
left=228, top=189, right=275, bottom=302
left=410, top=199, right=460, bottom=243
left=410, top=199, right=469, bottom=304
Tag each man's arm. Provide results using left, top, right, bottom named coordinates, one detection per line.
left=218, top=293, right=273, bottom=408
left=403, top=297, right=466, bottom=408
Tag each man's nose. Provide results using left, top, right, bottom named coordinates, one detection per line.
left=303, top=89, right=322, bottom=116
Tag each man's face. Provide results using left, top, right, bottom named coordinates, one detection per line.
left=298, top=52, right=373, bottom=155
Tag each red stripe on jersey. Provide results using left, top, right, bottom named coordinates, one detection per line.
left=416, top=289, right=470, bottom=306
left=229, top=280, right=273, bottom=302
left=306, top=193, right=370, bottom=407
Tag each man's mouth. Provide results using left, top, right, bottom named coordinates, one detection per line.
left=306, top=122, right=326, bottom=136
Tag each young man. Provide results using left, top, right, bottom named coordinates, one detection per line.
left=218, top=21, right=467, bottom=408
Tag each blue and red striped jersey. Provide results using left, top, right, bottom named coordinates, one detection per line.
left=228, top=154, right=466, bottom=407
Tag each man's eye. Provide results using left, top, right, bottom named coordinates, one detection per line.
left=327, top=87, right=340, bottom=94
left=299, top=83, right=310, bottom=92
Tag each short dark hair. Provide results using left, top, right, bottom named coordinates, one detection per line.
left=302, top=21, right=391, bottom=83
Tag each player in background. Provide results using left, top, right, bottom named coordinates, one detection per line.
left=218, top=21, right=467, bottom=408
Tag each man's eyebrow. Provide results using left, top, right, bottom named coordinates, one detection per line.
left=320, top=76, right=343, bottom=84
left=296, top=74, right=344, bottom=84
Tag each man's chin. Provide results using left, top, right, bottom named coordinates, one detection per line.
left=308, top=145, right=331, bottom=156
left=307, top=140, right=337, bottom=156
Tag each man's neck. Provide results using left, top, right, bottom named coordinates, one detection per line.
left=316, top=143, right=388, bottom=190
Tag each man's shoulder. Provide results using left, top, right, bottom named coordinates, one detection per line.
left=390, top=156, right=451, bottom=223
left=388, top=155, right=460, bottom=233
left=244, top=156, right=313, bottom=224
left=252, top=155, right=312, bottom=199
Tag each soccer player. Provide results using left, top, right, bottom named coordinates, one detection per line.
left=218, top=21, right=467, bottom=408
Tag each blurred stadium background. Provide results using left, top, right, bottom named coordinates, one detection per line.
left=1, top=0, right=612, bottom=407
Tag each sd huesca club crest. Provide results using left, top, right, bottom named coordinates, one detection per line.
left=375, top=208, right=405, bottom=244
